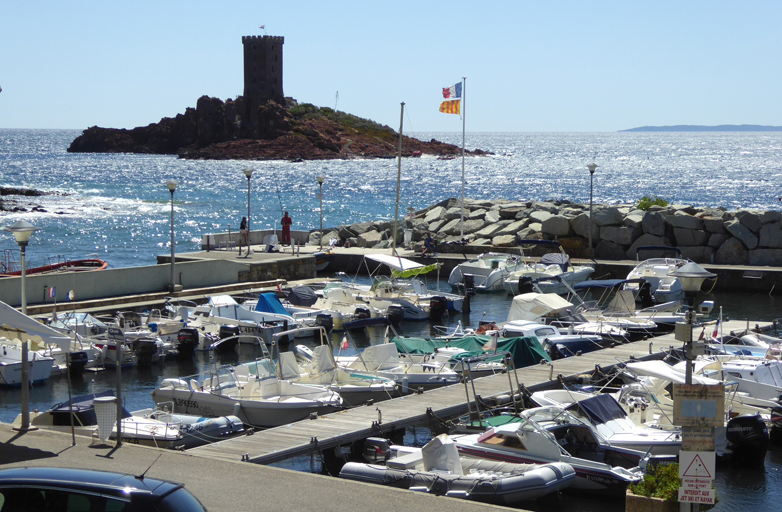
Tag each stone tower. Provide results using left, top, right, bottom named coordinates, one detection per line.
left=242, top=35, right=284, bottom=105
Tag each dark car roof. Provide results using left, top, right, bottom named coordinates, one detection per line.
left=0, top=466, right=181, bottom=498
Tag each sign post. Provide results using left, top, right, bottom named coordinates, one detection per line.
left=107, top=326, right=124, bottom=446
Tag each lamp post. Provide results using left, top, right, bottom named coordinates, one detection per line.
left=165, top=179, right=178, bottom=293
left=316, top=176, right=325, bottom=250
left=586, top=163, right=598, bottom=258
left=670, top=261, right=716, bottom=385
left=3, top=220, right=40, bottom=432
left=243, top=168, right=254, bottom=255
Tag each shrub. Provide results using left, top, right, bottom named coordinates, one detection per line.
left=629, top=463, right=680, bottom=502
left=637, top=196, right=669, bottom=210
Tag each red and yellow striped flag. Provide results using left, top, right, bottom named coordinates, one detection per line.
left=439, top=99, right=461, bottom=115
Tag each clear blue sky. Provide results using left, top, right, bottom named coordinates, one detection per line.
left=2, top=1, right=780, bottom=132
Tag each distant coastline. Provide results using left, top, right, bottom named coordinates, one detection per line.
left=620, top=124, right=782, bottom=132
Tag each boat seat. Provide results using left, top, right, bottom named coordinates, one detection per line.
left=234, top=365, right=251, bottom=385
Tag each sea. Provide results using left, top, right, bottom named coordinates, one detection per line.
left=3, top=129, right=782, bottom=511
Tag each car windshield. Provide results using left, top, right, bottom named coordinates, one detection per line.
left=156, top=488, right=207, bottom=512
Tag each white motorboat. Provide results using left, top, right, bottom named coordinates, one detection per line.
left=335, top=319, right=461, bottom=393
left=497, top=319, right=609, bottom=359
left=530, top=390, right=682, bottom=455
left=152, top=336, right=343, bottom=428
left=131, top=403, right=246, bottom=449
left=340, top=434, right=576, bottom=505
left=449, top=252, right=527, bottom=292
left=502, top=292, right=631, bottom=343
left=450, top=406, right=646, bottom=496
left=503, top=240, right=594, bottom=295
left=623, top=246, right=689, bottom=303
left=0, top=342, right=54, bottom=386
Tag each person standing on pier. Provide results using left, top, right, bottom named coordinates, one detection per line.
left=281, top=211, right=292, bottom=246
left=239, top=216, right=248, bottom=255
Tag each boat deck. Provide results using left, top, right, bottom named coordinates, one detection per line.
left=188, top=322, right=753, bottom=465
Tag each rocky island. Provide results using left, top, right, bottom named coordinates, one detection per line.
left=68, top=96, right=489, bottom=161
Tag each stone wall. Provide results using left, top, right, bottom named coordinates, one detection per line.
left=307, top=198, right=782, bottom=266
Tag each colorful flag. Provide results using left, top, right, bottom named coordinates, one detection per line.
left=442, top=83, right=462, bottom=99
left=439, top=100, right=461, bottom=115
left=259, top=25, right=265, bottom=29
left=712, top=319, right=720, bottom=338
left=48, top=286, right=56, bottom=299
left=340, top=336, right=349, bottom=350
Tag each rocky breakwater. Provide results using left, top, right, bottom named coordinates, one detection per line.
left=68, top=96, right=489, bottom=161
left=308, top=198, right=782, bottom=266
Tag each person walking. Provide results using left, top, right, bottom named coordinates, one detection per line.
left=281, top=211, right=292, bottom=246
left=239, top=216, right=248, bottom=255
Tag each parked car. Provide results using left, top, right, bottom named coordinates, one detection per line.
left=0, top=466, right=206, bottom=511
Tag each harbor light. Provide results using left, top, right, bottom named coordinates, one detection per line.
left=586, top=163, right=598, bottom=258
left=316, top=176, right=325, bottom=250
left=243, top=168, right=254, bottom=256
left=165, top=179, right=179, bottom=292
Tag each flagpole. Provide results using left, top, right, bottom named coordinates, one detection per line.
left=393, top=102, right=404, bottom=256
left=460, top=77, right=466, bottom=239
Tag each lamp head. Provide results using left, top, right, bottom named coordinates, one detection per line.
left=316, top=175, right=325, bottom=185
left=669, top=261, right=717, bottom=293
left=586, top=163, right=598, bottom=174
left=243, top=167, right=255, bottom=179
left=166, top=179, right=179, bottom=193
left=3, top=220, right=40, bottom=245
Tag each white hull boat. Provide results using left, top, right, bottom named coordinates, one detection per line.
left=0, top=343, right=54, bottom=386
left=449, top=253, right=526, bottom=292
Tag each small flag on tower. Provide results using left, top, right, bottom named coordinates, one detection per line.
left=259, top=25, right=265, bottom=29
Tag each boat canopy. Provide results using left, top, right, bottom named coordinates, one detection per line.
left=573, top=278, right=646, bottom=290
left=565, top=394, right=627, bottom=425
left=253, top=293, right=290, bottom=316
left=365, top=253, right=439, bottom=278
left=0, top=300, right=73, bottom=352
left=208, top=295, right=238, bottom=306
left=286, top=285, right=318, bottom=307
left=507, top=293, right=574, bottom=322
left=540, top=252, right=569, bottom=271
left=391, top=334, right=550, bottom=368
left=625, top=360, right=722, bottom=385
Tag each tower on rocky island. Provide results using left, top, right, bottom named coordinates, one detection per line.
left=242, top=35, right=284, bottom=105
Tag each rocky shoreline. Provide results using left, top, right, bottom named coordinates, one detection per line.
left=67, top=96, right=490, bottom=161
left=309, top=198, right=782, bottom=266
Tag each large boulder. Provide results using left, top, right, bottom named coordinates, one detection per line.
left=529, top=210, right=553, bottom=224
left=762, top=211, right=782, bottom=224
left=571, top=212, right=600, bottom=239
left=673, top=228, right=710, bottom=246
left=424, top=206, right=446, bottom=224
left=593, top=207, right=623, bottom=226
left=468, top=208, right=487, bottom=220
left=428, top=219, right=447, bottom=233
left=707, top=233, right=730, bottom=248
left=348, top=222, right=373, bottom=235
left=749, top=249, right=782, bottom=266
left=735, top=210, right=763, bottom=233
left=460, top=218, right=487, bottom=235
left=444, top=206, right=465, bottom=220
left=665, top=213, right=703, bottom=230
left=440, top=218, right=463, bottom=235
left=759, top=222, right=782, bottom=248
left=724, top=219, right=759, bottom=250
left=679, top=246, right=714, bottom=264
left=476, top=223, right=506, bottom=238
left=641, top=211, right=666, bottom=236
left=492, top=234, right=517, bottom=247
left=358, top=229, right=385, bottom=248
left=715, top=237, right=749, bottom=265
left=702, top=216, right=726, bottom=234
left=542, top=215, right=572, bottom=236
left=484, top=209, right=501, bottom=224
left=623, top=213, right=644, bottom=229
left=627, top=234, right=674, bottom=259
left=600, top=225, right=640, bottom=246
left=497, top=219, right=529, bottom=235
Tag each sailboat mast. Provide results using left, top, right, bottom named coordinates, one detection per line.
left=393, top=102, right=404, bottom=254
left=460, top=77, right=466, bottom=239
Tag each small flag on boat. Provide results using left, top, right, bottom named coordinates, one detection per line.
left=712, top=319, right=720, bottom=338
left=48, top=286, right=56, bottom=299
left=439, top=100, right=460, bottom=115
left=340, top=336, right=349, bottom=350
left=698, top=327, right=705, bottom=340
left=442, top=83, right=462, bottom=99
left=259, top=25, right=265, bottom=29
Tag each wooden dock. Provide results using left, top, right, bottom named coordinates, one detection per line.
left=188, top=326, right=711, bottom=465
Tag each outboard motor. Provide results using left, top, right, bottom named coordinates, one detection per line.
left=386, top=305, right=405, bottom=325
left=726, top=413, right=769, bottom=467
left=133, top=338, right=158, bottom=367
left=67, top=350, right=89, bottom=375
left=176, top=328, right=200, bottom=358
left=354, top=307, right=372, bottom=320
left=219, top=324, right=240, bottom=339
left=429, top=296, right=448, bottom=322
left=462, top=274, right=476, bottom=296
left=314, top=313, right=334, bottom=333
left=517, top=276, right=535, bottom=294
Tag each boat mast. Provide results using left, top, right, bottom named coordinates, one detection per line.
left=393, top=102, right=404, bottom=255
left=460, top=77, right=466, bottom=239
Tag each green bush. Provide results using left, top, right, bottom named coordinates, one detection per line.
left=629, top=463, right=680, bottom=502
left=637, top=196, right=669, bottom=210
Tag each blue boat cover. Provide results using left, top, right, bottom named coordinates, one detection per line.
left=254, top=293, right=290, bottom=316
left=565, top=393, right=627, bottom=424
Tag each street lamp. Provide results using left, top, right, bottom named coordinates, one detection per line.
left=316, top=176, right=325, bottom=250
left=243, top=168, right=254, bottom=255
left=166, top=179, right=178, bottom=293
left=670, top=261, right=716, bottom=385
left=3, top=220, right=40, bottom=432
left=586, top=163, right=598, bottom=258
